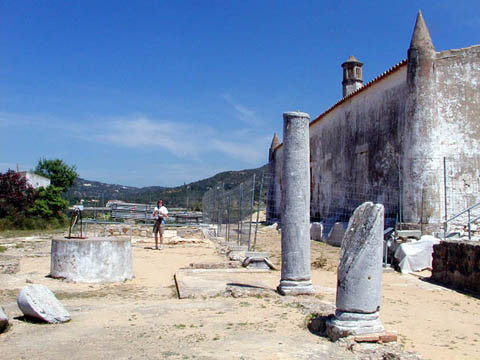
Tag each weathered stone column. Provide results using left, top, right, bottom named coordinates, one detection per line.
left=327, top=202, right=385, bottom=340
left=277, top=111, right=314, bottom=296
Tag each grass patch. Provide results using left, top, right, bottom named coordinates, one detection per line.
left=0, top=245, right=7, bottom=253
left=55, top=290, right=110, bottom=300
left=0, top=289, right=18, bottom=302
left=311, top=252, right=328, bottom=269
left=0, top=228, right=65, bottom=239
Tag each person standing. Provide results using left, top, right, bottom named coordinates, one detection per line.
left=153, top=200, right=168, bottom=250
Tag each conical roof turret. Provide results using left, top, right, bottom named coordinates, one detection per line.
left=270, top=133, right=279, bottom=149
left=409, top=10, right=435, bottom=51
left=269, top=133, right=280, bottom=161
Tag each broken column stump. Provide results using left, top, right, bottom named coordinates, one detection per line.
left=277, top=111, right=314, bottom=296
left=327, top=202, right=385, bottom=340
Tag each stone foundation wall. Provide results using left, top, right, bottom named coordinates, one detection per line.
left=431, top=241, right=480, bottom=293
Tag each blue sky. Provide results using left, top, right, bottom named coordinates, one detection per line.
left=1, top=1, right=479, bottom=187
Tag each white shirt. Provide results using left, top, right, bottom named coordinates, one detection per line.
left=154, top=205, right=168, bottom=220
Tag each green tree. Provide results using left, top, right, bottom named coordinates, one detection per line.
left=28, top=186, right=69, bottom=219
left=35, top=158, right=78, bottom=191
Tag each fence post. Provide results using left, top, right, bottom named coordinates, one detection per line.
left=398, top=158, right=403, bottom=227
left=468, top=209, right=472, bottom=241
left=247, top=174, right=256, bottom=250
left=227, top=194, right=231, bottom=243
left=214, top=186, right=219, bottom=235
left=238, top=183, right=243, bottom=245
left=443, top=157, right=448, bottom=238
left=218, top=183, right=224, bottom=237
left=253, top=172, right=265, bottom=251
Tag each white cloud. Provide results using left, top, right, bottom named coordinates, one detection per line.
left=92, top=116, right=199, bottom=157
left=1, top=111, right=271, bottom=185
left=211, top=135, right=270, bottom=165
left=221, top=94, right=261, bottom=126
left=85, top=114, right=270, bottom=165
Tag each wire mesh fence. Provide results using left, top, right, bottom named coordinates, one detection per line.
left=261, top=155, right=480, bottom=238
left=202, top=173, right=269, bottom=250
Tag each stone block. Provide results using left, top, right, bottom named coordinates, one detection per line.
left=242, top=252, right=272, bottom=270
left=327, top=222, right=346, bottom=247
left=310, top=222, right=324, bottom=241
left=17, top=284, right=71, bottom=324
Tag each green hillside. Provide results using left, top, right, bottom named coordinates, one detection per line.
left=65, top=164, right=268, bottom=210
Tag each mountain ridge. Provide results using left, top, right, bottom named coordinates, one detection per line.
left=65, top=164, right=269, bottom=209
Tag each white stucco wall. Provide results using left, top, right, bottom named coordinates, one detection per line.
left=20, top=171, right=51, bottom=189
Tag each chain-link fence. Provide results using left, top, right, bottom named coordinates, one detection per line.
left=202, top=173, right=270, bottom=250
left=261, top=155, right=480, bottom=238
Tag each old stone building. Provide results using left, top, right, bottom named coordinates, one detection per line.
left=267, top=11, right=480, bottom=233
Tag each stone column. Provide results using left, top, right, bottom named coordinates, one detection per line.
left=277, top=111, right=314, bottom=296
left=327, top=202, right=385, bottom=340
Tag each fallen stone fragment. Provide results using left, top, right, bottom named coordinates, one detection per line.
left=353, top=332, right=397, bottom=343
left=17, top=284, right=71, bottom=324
left=188, top=262, right=241, bottom=269
left=0, top=306, right=9, bottom=333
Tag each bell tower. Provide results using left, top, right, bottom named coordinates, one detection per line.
left=341, top=55, right=363, bottom=97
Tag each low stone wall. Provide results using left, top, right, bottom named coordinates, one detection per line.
left=431, top=241, right=480, bottom=293
left=82, top=224, right=153, bottom=238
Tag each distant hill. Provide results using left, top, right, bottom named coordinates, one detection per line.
left=65, top=164, right=268, bottom=210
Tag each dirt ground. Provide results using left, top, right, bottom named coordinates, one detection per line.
left=0, top=226, right=479, bottom=359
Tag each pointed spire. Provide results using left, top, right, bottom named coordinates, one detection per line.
left=269, top=133, right=280, bottom=161
left=409, top=10, right=435, bottom=51
left=271, top=133, right=279, bottom=149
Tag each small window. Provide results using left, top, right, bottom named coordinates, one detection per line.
left=355, top=68, right=361, bottom=78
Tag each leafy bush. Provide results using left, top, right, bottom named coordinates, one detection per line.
left=0, top=160, right=76, bottom=232
left=0, top=213, right=68, bottom=231
left=0, top=170, right=36, bottom=217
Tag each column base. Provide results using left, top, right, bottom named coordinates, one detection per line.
left=326, top=310, right=385, bottom=341
left=277, top=279, right=315, bottom=296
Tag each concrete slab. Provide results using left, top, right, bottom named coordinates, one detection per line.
left=174, top=268, right=272, bottom=299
